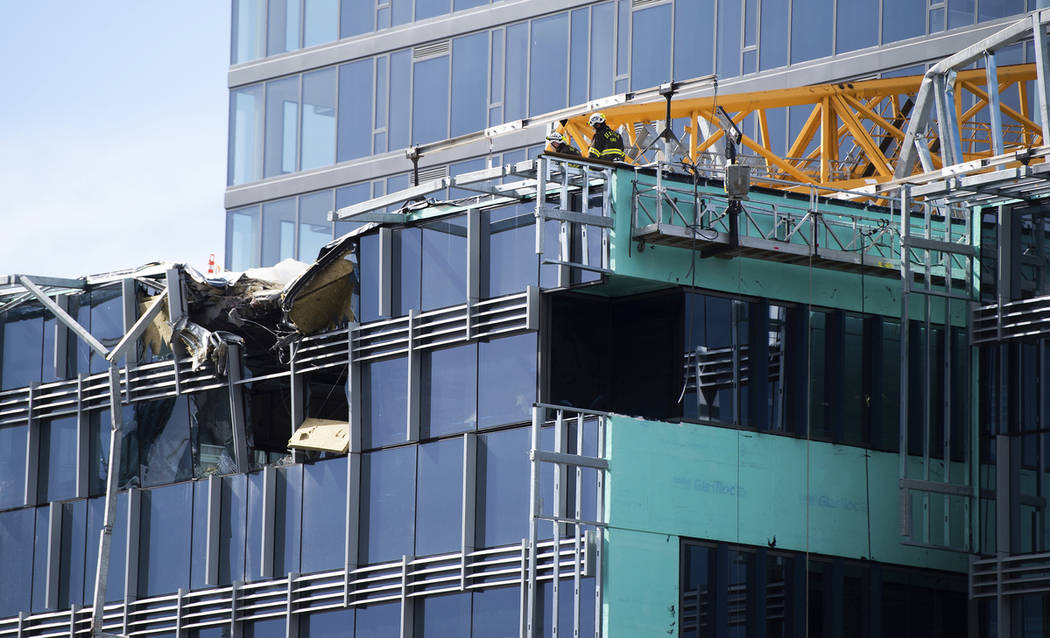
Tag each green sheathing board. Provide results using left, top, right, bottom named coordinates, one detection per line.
left=602, top=414, right=968, bottom=636
left=605, top=169, right=971, bottom=325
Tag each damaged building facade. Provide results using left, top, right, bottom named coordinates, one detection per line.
left=6, top=3, right=1050, bottom=638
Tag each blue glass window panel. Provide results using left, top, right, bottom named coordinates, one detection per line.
left=356, top=601, right=400, bottom=637
left=299, top=191, right=334, bottom=261
left=471, top=587, right=518, bottom=637
left=301, top=457, right=347, bottom=573
left=363, top=356, right=408, bottom=448
left=38, top=415, right=78, bottom=503
left=530, top=13, right=569, bottom=115
left=487, top=204, right=537, bottom=297
left=569, top=9, right=589, bottom=104
left=341, top=0, right=373, bottom=37
left=89, top=286, right=124, bottom=374
left=361, top=446, right=416, bottom=564
left=220, top=475, right=247, bottom=585
left=227, top=206, right=261, bottom=271
left=74, top=296, right=91, bottom=377
left=229, top=85, right=265, bottom=185
left=478, top=334, right=536, bottom=429
left=930, top=7, right=945, bottom=33
left=451, top=33, right=488, bottom=136
left=835, top=0, right=878, bottom=54
left=59, top=501, right=88, bottom=609
left=246, top=472, right=265, bottom=580
left=301, top=607, right=355, bottom=637
left=376, top=56, right=389, bottom=130
left=191, top=480, right=210, bottom=589
left=85, top=493, right=128, bottom=603
left=265, top=76, right=300, bottom=177
left=415, top=438, right=463, bottom=556
left=758, top=0, right=788, bottom=71
left=412, top=56, right=450, bottom=145
left=423, top=343, right=477, bottom=437
left=454, top=0, right=487, bottom=9
left=126, top=396, right=192, bottom=488
left=392, top=0, right=411, bottom=26
left=378, top=5, right=391, bottom=29
left=630, top=4, right=671, bottom=90
left=90, top=405, right=134, bottom=496
left=139, top=483, right=192, bottom=596
left=40, top=313, right=59, bottom=384
left=275, top=464, right=303, bottom=576
left=716, top=0, right=740, bottom=79
left=590, top=3, right=614, bottom=99
left=416, top=0, right=449, bottom=20
left=397, top=228, right=422, bottom=316
left=267, top=0, right=300, bottom=55
left=949, top=0, right=976, bottom=29
left=301, top=68, right=337, bottom=171
left=882, top=0, right=925, bottom=43
left=476, top=427, right=529, bottom=547
left=359, top=233, right=381, bottom=322
left=245, top=618, right=285, bottom=638
left=0, top=424, right=27, bottom=509
left=389, top=51, right=411, bottom=149
left=303, top=0, right=338, bottom=47
left=421, top=216, right=467, bottom=311
left=416, top=592, right=470, bottom=636
left=616, top=0, right=629, bottom=77
left=674, top=0, right=713, bottom=80
left=743, top=0, right=757, bottom=47
left=262, top=198, right=297, bottom=265
left=338, top=60, right=375, bottom=161
left=790, top=0, right=833, bottom=64
left=0, top=508, right=35, bottom=617
left=505, top=23, right=528, bottom=122
left=232, top=0, right=266, bottom=63
left=2, top=303, right=43, bottom=390
left=490, top=30, right=504, bottom=104
left=335, top=183, right=371, bottom=236
left=979, top=0, right=1025, bottom=20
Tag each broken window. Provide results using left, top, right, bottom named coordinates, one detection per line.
left=190, top=389, right=237, bottom=477
left=245, top=379, right=293, bottom=457
left=123, top=396, right=193, bottom=488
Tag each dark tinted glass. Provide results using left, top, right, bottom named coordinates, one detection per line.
left=478, top=334, right=536, bottom=429
left=487, top=204, right=537, bottom=298
left=416, top=592, right=470, bottom=636
left=302, top=607, right=355, bottom=637
left=421, top=216, right=467, bottom=311
left=0, top=508, right=34, bottom=617
left=1, top=302, right=43, bottom=390
left=475, top=427, right=529, bottom=547
left=301, top=457, right=347, bottom=573
left=356, top=601, right=400, bottom=637
left=138, top=483, right=193, bottom=596
left=0, top=423, right=27, bottom=509
left=363, top=356, right=408, bottom=448
left=471, top=586, right=519, bottom=637
left=361, top=445, right=416, bottom=563
left=125, top=396, right=192, bottom=488
left=423, top=343, right=477, bottom=437
left=275, top=464, right=303, bottom=576
left=219, top=475, right=247, bottom=584
left=38, top=415, right=77, bottom=503
left=835, top=0, right=878, bottom=53
left=58, top=500, right=88, bottom=608
left=790, top=0, right=833, bottom=63
left=415, top=438, right=463, bottom=556
left=882, top=0, right=925, bottom=43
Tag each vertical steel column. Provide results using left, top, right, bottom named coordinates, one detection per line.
left=406, top=310, right=420, bottom=442
left=995, top=434, right=1013, bottom=638
left=535, top=157, right=548, bottom=258
left=121, top=278, right=138, bottom=368
left=461, top=432, right=477, bottom=591
left=899, top=186, right=912, bottom=539
left=399, top=555, right=414, bottom=638
left=124, top=488, right=141, bottom=620
left=205, top=474, right=221, bottom=586
left=54, top=295, right=70, bottom=380
left=558, top=161, right=571, bottom=287
left=290, top=342, right=305, bottom=463
left=379, top=228, right=394, bottom=319
left=25, top=383, right=39, bottom=507
left=593, top=417, right=605, bottom=638
left=573, top=414, right=584, bottom=638
left=601, top=168, right=611, bottom=272
left=227, top=343, right=250, bottom=473
left=75, top=374, right=90, bottom=498
left=552, top=410, right=565, bottom=638
left=89, top=365, right=127, bottom=638
left=345, top=321, right=362, bottom=607
left=525, top=407, right=541, bottom=638
left=1033, top=12, right=1050, bottom=143
left=984, top=52, right=1005, bottom=156
left=932, top=74, right=957, bottom=167
left=467, top=208, right=483, bottom=341
left=46, top=502, right=63, bottom=610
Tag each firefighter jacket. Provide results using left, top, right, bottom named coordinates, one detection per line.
left=588, top=124, right=626, bottom=161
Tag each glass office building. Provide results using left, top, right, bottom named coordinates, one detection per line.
left=1, top=1, right=1048, bottom=637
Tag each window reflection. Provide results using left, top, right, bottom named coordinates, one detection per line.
left=630, top=4, right=671, bottom=90
left=265, top=76, right=300, bottom=178
left=360, top=446, right=416, bottom=563
left=228, top=85, right=264, bottom=185
left=478, top=333, right=536, bottom=429
left=1, top=302, right=44, bottom=390
left=38, top=415, right=77, bottom=503
left=421, top=216, right=467, bottom=311
left=423, top=343, right=477, bottom=437
left=301, top=457, right=347, bottom=572
left=363, top=356, right=408, bottom=448
left=138, top=483, right=192, bottom=596
left=529, top=13, right=569, bottom=115
left=301, top=68, right=337, bottom=171
left=415, top=438, right=463, bottom=556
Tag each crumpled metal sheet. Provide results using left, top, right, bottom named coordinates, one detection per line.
left=172, top=316, right=245, bottom=373
left=281, top=234, right=359, bottom=336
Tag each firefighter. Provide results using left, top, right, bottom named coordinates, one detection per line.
left=586, top=112, right=625, bottom=162
left=545, top=131, right=581, bottom=157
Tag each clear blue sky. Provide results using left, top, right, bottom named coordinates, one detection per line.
left=0, top=2, right=231, bottom=277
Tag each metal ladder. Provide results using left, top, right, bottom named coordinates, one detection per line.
left=523, top=404, right=609, bottom=638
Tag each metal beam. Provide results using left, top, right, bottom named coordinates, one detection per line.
left=18, top=275, right=109, bottom=360
left=107, top=290, right=168, bottom=364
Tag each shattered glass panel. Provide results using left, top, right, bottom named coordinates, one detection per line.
left=1, top=301, right=43, bottom=390
left=192, top=390, right=236, bottom=478
left=123, top=396, right=193, bottom=489
left=89, top=404, right=134, bottom=496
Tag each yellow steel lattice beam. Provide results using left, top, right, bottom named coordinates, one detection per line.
left=557, top=63, right=1041, bottom=193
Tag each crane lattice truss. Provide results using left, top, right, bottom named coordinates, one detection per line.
left=557, top=64, right=1041, bottom=193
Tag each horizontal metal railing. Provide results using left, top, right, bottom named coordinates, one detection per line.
left=972, top=293, right=1050, bottom=344
left=971, top=551, right=1050, bottom=598
left=0, top=536, right=588, bottom=638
